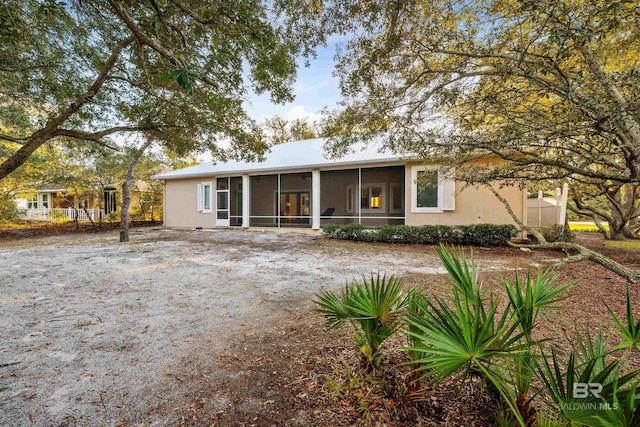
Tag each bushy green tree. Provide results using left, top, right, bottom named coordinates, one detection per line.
left=0, top=0, right=327, bottom=179
left=323, top=0, right=640, bottom=240
left=264, top=115, right=319, bottom=145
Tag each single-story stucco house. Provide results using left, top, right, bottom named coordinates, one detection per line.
left=152, top=138, right=527, bottom=230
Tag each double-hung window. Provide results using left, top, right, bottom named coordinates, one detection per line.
left=28, top=195, right=38, bottom=209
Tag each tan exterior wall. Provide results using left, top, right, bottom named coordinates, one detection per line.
left=164, top=178, right=216, bottom=228
left=404, top=162, right=525, bottom=226
left=162, top=161, right=526, bottom=228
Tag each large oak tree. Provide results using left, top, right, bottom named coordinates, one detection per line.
left=323, top=0, right=640, bottom=240
left=0, top=0, right=326, bottom=239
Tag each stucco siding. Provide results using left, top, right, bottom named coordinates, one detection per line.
left=164, top=178, right=215, bottom=228
left=404, top=162, right=525, bottom=226
left=162, top=162, right=526, bottom=229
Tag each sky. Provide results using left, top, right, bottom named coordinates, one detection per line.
left=193, top=39, right=347, bottom=162
left=243, top=41, right=342, bottom=125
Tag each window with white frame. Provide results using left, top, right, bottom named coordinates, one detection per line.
left=27, top=194, right=38, bottom=209
left=411, top=166, right=456, bottom=212
left=197, top=182, right=213, bottom=213
left=42, top=194, right=49, bottom=209
left=415, top=169, right=439, bottom=209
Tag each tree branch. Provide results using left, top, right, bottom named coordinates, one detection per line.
left=168, top=0, right=224, bottom=25
left=484, top=183, right=640, bottom=282
left=0, top=134, right=29, bottom=143
left=0, top=36, right=135, bottom=180
left=54, top=126, right=158, bottom=150
left=108, top=0, right=219, bottom=88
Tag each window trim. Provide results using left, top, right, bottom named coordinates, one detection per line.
left=41, top=193, right=49, bottom=209
left=360, top=182, right=386, bottom=213
left=27, top=194, right=38, bottom=209
left=201, top=181, right=213, bottom=213
left=411, top=166, right=443, bottom=213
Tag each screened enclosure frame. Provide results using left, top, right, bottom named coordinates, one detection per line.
left=249, top=172, right=312, bottom=228
left=319, top=166, right=405, bottom=227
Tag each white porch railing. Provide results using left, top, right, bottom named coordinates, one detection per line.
left=23, top=208, right=108, bottom=222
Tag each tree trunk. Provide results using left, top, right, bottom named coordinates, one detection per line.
left=120, top=157, right=137, bottom=242
left=487, top=184, right=640, bottom=283
left=81, top=206, right=95, bottom=227
left=72, top=207, right=79, bottom=230
left=522, top=230, right=640, bottom=283
left=120, top=141, right=152, bottom=243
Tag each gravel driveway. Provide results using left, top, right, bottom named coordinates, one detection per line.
left=0, top=227, right=465, bottom=426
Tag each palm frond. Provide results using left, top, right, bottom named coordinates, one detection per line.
left=314, top=272, right=408, bottom=365
left=435, top=244, right=481, bottom=304
left=534, top=346, right=639, bottom=426
left=605, top=286, right=640, bottom=351
left=505, top=268, right=571, bottom=341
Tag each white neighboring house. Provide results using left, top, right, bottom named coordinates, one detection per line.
left=15, top=185, right=118, bottom=221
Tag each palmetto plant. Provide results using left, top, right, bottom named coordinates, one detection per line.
left=503, top=268, right=572, bottom=424
left=434, top=244, right=482, bottom=304
left=594, top=382, right=640, bottom=427
left=505, top=269, right=571, bottom=343
left=573, top=327, right=608, bottom=377
left=404, top=288, right=429, bottom=364
left=315, top=273, right=408, bottom=366
left=406, top=246, right=532, bottom=425
left=406, top=246, right=578, bottom=426
left=534, top=347, right=639, bottom=427
left=605, top=286, right=640, bottom=352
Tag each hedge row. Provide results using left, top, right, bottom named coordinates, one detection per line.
left=322, top=223, right=518, bottom=246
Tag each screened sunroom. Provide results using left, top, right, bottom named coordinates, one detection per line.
left=319, top=166, right=405, bottom=227
left=237, top=166, right=405, bottom=228
left=248, top=172, right=312, bottom=227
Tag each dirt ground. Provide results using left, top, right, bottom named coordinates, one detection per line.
left=0, top=228, right=637, bottom=426
left=0, top=220, right=157, bottom=241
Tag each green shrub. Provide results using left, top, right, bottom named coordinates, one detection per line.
left=462, top=223, right=519, bottom=246
left=321, top=223, right=338, bottom=236
left=0, top=197, right=24, bottom=223
left=322, top=223, right=518, bottom=246
left=541, top=224, right=574, bottom=242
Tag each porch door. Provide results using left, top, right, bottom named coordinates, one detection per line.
left=216, top=177, right=230, bottom=227
left=279, top=191, right=310, bottom=224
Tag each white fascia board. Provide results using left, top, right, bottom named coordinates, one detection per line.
left=152, top=157, right=416, bottom=181
left=37, top=188, right=67, bottom=193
